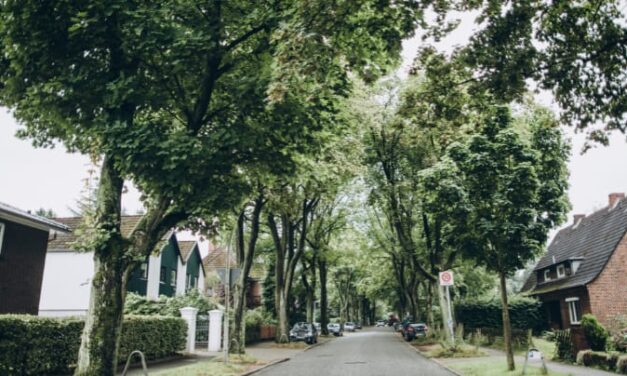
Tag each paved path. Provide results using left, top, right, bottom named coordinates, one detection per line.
left=255, top=327, right=454, bottom=376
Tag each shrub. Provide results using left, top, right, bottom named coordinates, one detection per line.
left=0, top=314, right=185, bottom=375
left=576, top=350, right=611, bottom=369
left=617, top=355, right=627, bottom=374
left=581, top=314, right=609, bottom=351
left=554, top=329, right=575, bottom=362
left=125, top=290, right=216, bottom=317
left=455, top=296, right=546, bottom=334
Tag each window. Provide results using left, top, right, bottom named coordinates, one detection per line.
left=557, top=264, right=565, bottom=278
left=140, top=262, right=148, bottom=279
left=160, top=267, right=166, bottom=283
left=0, top=222, right=5, bottom=255
left=544, top=269, right=551, bottom=282
left=170, top=270, right=177, bottom=287
left=186, top=273, right=193, bottom=290
left=566, top=297, right=582, bottom=324
left=194, top=276, right=198, bottom=289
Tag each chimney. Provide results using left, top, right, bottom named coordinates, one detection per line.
left=609, top=192, right=625, bottom=208
left=573, top=214, right=585, bottom=225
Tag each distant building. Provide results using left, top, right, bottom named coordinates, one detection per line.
left=202, top=244, right=263, bottom=309
left=38, top=215, right=205, bottom=317
left=523, top=193, right=627, bottom=350
left=0, top=202, right=69, bottom=314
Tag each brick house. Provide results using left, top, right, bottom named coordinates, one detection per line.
left=522, top=193, right=627, bottom=350
left=0, top=202, right=69, bottom=314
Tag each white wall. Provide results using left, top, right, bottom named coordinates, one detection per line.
left=176, top=258, right=186, bottom=295
left=197, top=265, right=205, bottom=294
left=38, top=251, right=94, bottom=316
left=146, top=254, right=161, bottom=299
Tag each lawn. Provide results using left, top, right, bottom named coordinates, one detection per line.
left=449, top=358, right=571, bottom=376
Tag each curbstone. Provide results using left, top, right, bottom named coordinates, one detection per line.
left=396, top=335, right=463, bottom=376
left=240, top=357, right=290, bottom=376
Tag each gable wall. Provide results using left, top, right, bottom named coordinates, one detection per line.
left=587, top=230, right=627, bottom=328
left=0, top=220, right=49, bottom=314
left=158, top=238, right=179, bottom=297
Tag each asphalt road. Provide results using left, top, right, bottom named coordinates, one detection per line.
left=255, top=327, right=455, bottom=376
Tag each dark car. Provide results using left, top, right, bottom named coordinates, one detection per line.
left=403, top=323, right=428, bottom=341
left=355, top=322, right=362, bottom=329
left=290, top=322, right=318, bottom=344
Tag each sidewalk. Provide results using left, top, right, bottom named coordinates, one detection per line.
left=120, top=336, right=334, bottom=375
left=437, top=347, right=618, bottom=376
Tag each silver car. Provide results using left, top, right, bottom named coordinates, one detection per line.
left=327, top=323, right=343, bottom=336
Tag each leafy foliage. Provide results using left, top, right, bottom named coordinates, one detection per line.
left=582, top=314, right=610, bottom=351
left=124, top=291, right=215, bottom=317
left=0, top=314, right=185, bottom=375
left=455, top=297, right=546, bottom=334
left=554, top=329, right=575, bottom=362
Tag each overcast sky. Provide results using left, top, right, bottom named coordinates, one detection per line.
left=1, top=15, right=627, bottom=234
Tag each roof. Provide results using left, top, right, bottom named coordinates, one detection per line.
left=0, top=201, right=70, bottom=232
left=178, top=240, right=198, bottom=262
left=202, top=246, right=236, bottom=271
left=523, top=196, right=627, bottom=295
left=48, top=215, right=150, bottom=252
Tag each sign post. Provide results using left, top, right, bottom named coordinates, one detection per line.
left=439, top=270, right=455, bottom=346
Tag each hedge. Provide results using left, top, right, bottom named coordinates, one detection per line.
left=0, top=314, right=186, bottom=375
left=577, top=350, right=625, bottom=373
left=455, top=296, right=546, bottom=334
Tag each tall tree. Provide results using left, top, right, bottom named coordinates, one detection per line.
left=0, top=2, right=423, bottom=373
left=445, top=105, right=570, bottom=370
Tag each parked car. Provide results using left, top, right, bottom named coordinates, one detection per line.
left=403, top=323, right=428, bottom=341
left=376, top=320, right=386, bottom=327
left=394, top=322, right=403, bottom=332
left=355, top=322, right=362, bottom=329
left=289, top=322, right=318, bottom=344
left=327, top=323, right=344, bottom=336
left=314, top=322, right=321, bottom=333
left=345, top=322, right=356, bottom=332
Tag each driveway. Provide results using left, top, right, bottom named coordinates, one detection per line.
left=254, top=327, right=455, bottom=376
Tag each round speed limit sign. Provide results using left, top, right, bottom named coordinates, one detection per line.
left=439, top=271, right=454, bottom=286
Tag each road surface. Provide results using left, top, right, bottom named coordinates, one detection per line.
left=255, top=327, right=455, bottom=376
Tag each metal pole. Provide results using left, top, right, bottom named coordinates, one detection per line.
left=446, top=285, right=455, bottom=346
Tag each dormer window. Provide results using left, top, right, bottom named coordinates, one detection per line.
left=557, top=264, right=566, bottom=278
left=544, top=269, right=551, bottom=282
left=572, top=260, right=581, bottom=273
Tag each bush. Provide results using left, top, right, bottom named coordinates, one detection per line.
left=125, top=290, right=216, bottom=317
left=471, top=327, right=530, bottom=350
left=554, top=329, right=575, bottom=362
left=617, top=355, right=627, bottom=374
left=581, top=314, right=609, bottom=351
left=576, top=350, right=608, bottom=368
left=0, top=314, right=186, bottom=375
left=455, top=296, right=546, bottom=334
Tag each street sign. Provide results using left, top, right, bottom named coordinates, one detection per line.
left=439, top=270, right=454, bottom=286
left=216, top=268, right=241, bottom=288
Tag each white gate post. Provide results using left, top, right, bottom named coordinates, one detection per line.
left=180, top=307, right=199, bottom=353
left=209, top=309, right=223, bottom=352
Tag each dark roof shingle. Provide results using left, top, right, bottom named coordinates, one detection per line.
left=524, top=197, right=627, bottom=294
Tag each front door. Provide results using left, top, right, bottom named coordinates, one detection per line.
left=545, top=300, right=563, bottom=330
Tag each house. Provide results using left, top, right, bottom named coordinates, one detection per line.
left=202, top=244, right=263, bottom=309
left=522, top=193, right=627, bottom=350
left=0, top=202, right=69, bottom=314
left=176, top=240, right=206, bottom=293
left=38, top=215, right=205, bottom=317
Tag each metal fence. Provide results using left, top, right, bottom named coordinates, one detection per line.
left=196, top=314, right=209, bottom=347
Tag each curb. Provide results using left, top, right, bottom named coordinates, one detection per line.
left=396, top=334, right=463, bottom=376
left=240, top=357, right=290, bottom=376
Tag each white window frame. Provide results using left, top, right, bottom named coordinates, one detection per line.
left=557, top=264, right=566, bottom=278
left=0, top=222, right=5, bottom=255
left=544, top=269, right=551, bottom=281
left=140, top=262, right=148, bottom=279
left=170, top=269, right=177, bottom=287
left=566, top=297, right=581, bottom=324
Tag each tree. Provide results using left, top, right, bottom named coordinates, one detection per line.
left=445, top=105, right=570, bottom=370
left=0, top=2, right=423, bottom=373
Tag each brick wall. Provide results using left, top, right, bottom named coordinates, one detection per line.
left=0, top=219, right=49, bottom=314
left=587, top=231, right=627, bottom=328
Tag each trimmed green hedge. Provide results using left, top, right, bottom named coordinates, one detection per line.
left=0, top=314, right=185, bottom=375
left=455, top=296, right=546, bottom=334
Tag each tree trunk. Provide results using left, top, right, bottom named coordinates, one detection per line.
left=500, top=271, right=515, bottom=370
left=75, top=156, right=126, bottom=376
left=231, top=196, right=264, bottom=354
left=276, top=284, right=289, bottom=343
left=319, top=259, right=329, bottom=335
